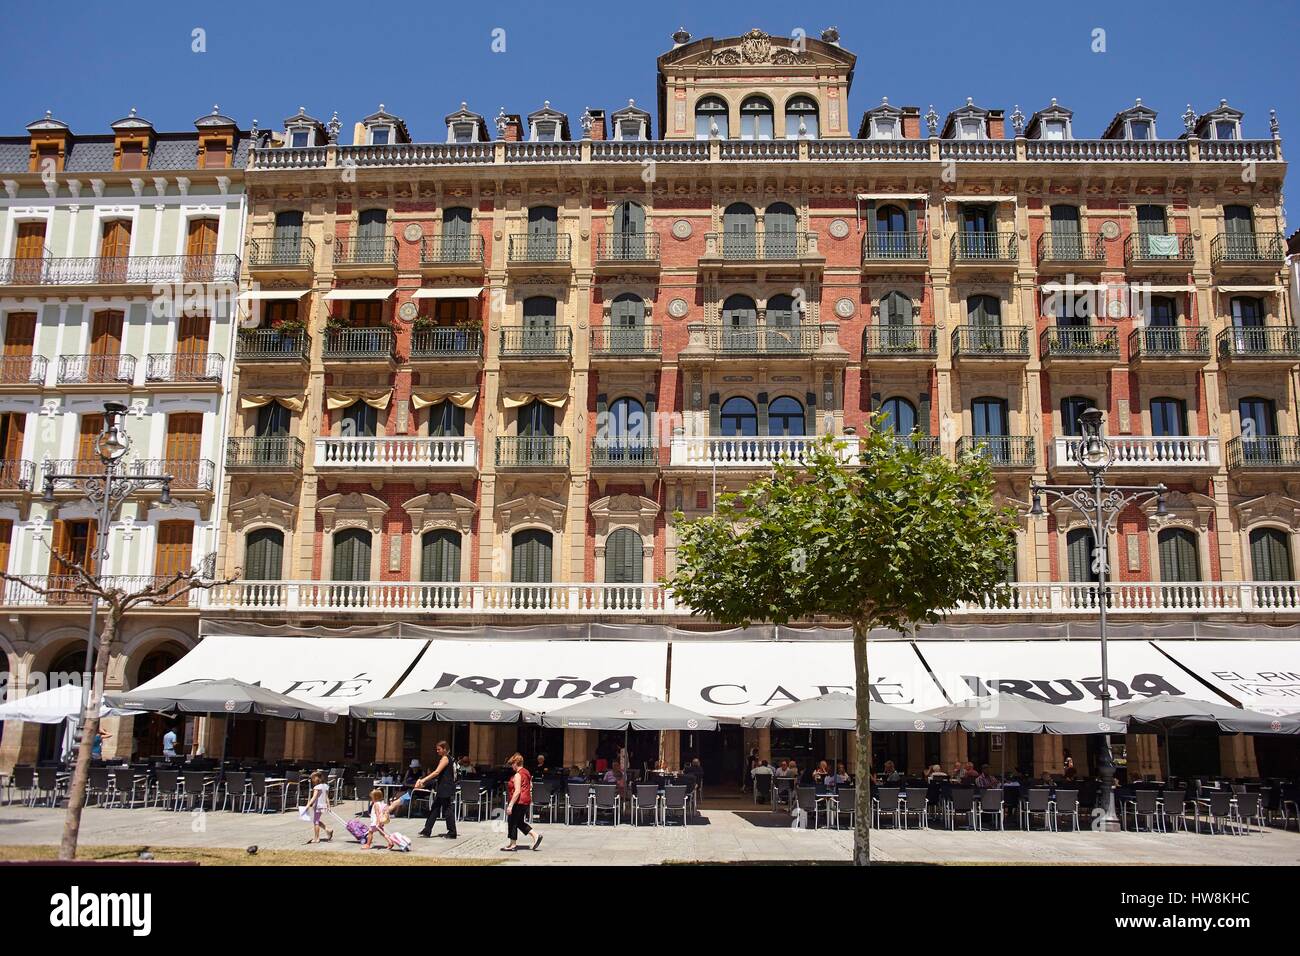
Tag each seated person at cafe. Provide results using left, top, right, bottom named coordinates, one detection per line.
left=456, top=756, right=475, bottom=778
left=567, top=765, right=587, bottom=783
left=774, top=760, right=795, bottom=779
left=975, top=764, right=1000, bottom=789
left=880, top=760, right=902, bottom=783
left=534, top=754, right=549, bottom=778
left=960, top=761, right=979, bottom=784
left=812, top=760, right=831, bottom=785
left=751, top=760, right=774, bottom=777
left=926, top=764, right=948, bottom=782
left=822, top=762, right=850, bottom=790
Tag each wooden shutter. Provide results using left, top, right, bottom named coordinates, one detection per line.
left=201, top=139, right=228, bottom=169
left=0, top=519, right=11, bottom=573
left=166, top=413, right=203, bottom=487
left=604, top=528, right=643, bottom=584
left=420, top=530, right=461, bottom=583
left=244, top=528, right=284, bottom=581
left=918, top=390, right=932, bottom=436
left=78, top=414, right=104, bottom=466
left=153, top=521, right=195, bottom=580
left=90, top=311, right=124, bottom=356
left=1250, top=528, right=1292, bottom=582
left=176, top=314, right=209, bottom=379
left=4, top=312, right=36, bottom=357
left=51, top=518, right=96, bottom=576
left=186, top=218, right=218, bottom=257
left=0, top=413, right=26, bottom=487
left=756, top=392, right=769, bottom=435
left=15, top=222, right=45, bottom=260
left=1158, top=529, right=1200, bottom=583
left=100, top=220, right=130, bottom=258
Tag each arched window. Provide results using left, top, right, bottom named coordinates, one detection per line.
left=244, top=528, right=284, bottom=581
left=720, top=396, right=757, bottom=436
left=340, top=399, right=377, bottom=438
left=522, top=295, right=557, bottom=352
left=1229, top=296, right=1266, bottom=352
left=1238, top=396, right=1277, bottom=465
left=723, top=203, right=756, bottom=258
left=611, top=202, right=646, bottom=258
left=426, top=400, right=465, bottom=437
left=272, top=210, right=303, bottom=257
left=785, top=96, right=819, bottom=139
left=511, top=528, right=553, bottom=583
left=515, top=400, right=555, bottom=466
left=607, top=396, right=647, bottom=440
left=1060, top=396, right=1094, bottom=437
left=875, top=204, right=909, bottom=257
left=695, top=96, right=728, bottom=140
left=608, top=293, right=647, bottom=352
left=768, top=396, right=805, bottom=436
left=420, top=529, right=461, bottom=583
left=740, top=96, right=774, bottom=140
left=971, top=397, right=1009, bottom=465
left=526, top=205, right=558, bottom=260
left=1066, top=527, right=1098, bottom=583
left=1148, top=294, right=1177, bottom=327
left=605, top=528, right=644, bottom=584
left=1158, top=528, right=1201, bottom=582
left=765, top=202, right=797, bottom=258
left=331, top=528, right=372, bottom=581
left=356, top=209, right=387, bottom=262
left=722, top=293, right=757, bottom=350
left=765, top=293, right=798, bottom=351
left=1250, top=528, right=1293, bottom=581
left=881, top=397, right=917, bottom=436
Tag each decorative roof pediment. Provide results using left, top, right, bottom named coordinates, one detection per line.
left=402, top=491, right=477, bottom=534
left=940, top=98, right=995, bottom=138
left=361, top=103, right=411, bottom=142
left=589, top=494, right=660, bottom=536
left=1192, top=99, right=1243, bottom=138
left=610, top=100, right=652, bottom=124
left=27, top=111, right=69, bottom=133
left=660, top=28, right=855, bottom=72
left=111, top=107, right=154, bottom=132
left=444, top=102, right=489, bottom=142
left=1234, top=492, right=1300, bottom=530
left=227, top=492, right=297, bottom=531
left=1102, top=100, right=1158, bottom=140
left=1143, top=490, right=1216, bottom=531
left=195, top=106, right=237, bottom=130
left=497, top=492, right=565, bottom=531
left=317, top=491, right=389, bottom=532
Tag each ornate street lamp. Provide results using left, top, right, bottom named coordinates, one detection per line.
left=1028, top=407, right=1166, bottom=831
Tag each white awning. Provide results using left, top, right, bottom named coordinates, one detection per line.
left=392, top=640, right=668, bottom=713
left=942, top=195, right=1018, bottom=203
left=669, top=640, right=939, bottom=719
left=1040, top=282, right=1108, bottom=292
left=856, top=193, right=928, bottom=201
left=237, top=290, right=309, bottom=301
left=322, top=288, right=396, bottom=301
left=411, top=286, right=484, bottom=300
left=912, top=641, right=1226, bottom=711
left=1142, top=284, right=1197, bottom=292
left=1151, top=640, right=1300, bottom=717
left=131, top=636, right=426, bottom=714
left=1216, top=285, right=1283, bottom=293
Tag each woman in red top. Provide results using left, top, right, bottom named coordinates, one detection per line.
left=502, top=753, right=542, bottom=852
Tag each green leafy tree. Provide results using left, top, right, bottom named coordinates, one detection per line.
left=667, top=429, right=1017, bottom=865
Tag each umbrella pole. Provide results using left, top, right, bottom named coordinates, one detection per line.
left=1164, top=729, right=1172, bottom=783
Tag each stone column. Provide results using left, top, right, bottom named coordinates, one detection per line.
left=757, top=727, right=772, bottom=763
left=939, top=729, right=967, bottom=771
left=1219, top=734, right=1258, bottom=779
left=374, top=721, right=404, bottom=764
left=1126, top=733, right=1162, bottom=779
left=562, top=728, right=594, bottom=768
left=262, top=719, right=287, bottom=762
left=660, top=730, right=681, bottom=770
left=907, top=733, right=926, bottom=775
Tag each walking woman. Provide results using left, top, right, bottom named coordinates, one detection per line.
left=501, top=753, right=542, bottom=852
left=415, top=740, right=458, bottom=840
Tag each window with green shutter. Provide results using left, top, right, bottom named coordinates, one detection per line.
left=244, top=528, right=283, bottom=581
left=604, top=528, right=644, bottom=584
left=1250, top=528, right=1292, bottom=581
left=427, top=401, right=465, bottom=438
left=420, top=529, right=461, bottom=582
left=332, top=528, right=372, bottom=581
left=511, top=529, right=553, bottom=583
left=1066, top=527, right=1098, bottom=583
left=1158, top=528, right=1200, bottom=583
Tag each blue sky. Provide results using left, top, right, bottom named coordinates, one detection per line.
left=2, top=0, right=1296, bottom=195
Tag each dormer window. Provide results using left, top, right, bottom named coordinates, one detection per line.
left=958, top=117, right=986, bottom=140
left=290, top=128, right=311, bottom=148
left=369, top=126, right=392, bottom=146
left=1042, top=118, right=1068, bottom=140
left=1214, top=119, right=1239, bottom=140
left=1127, top=119, right=1153, bottom=140
left=870, top=116, right=900, bottom=140
left=532, top=120, right=557, bottom=142
left=617, top=118, right=644, bottom=141
left=450, top=122, right=475, bottom=144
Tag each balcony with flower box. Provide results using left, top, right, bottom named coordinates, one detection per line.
left=235, top=328, right=311, bottom=367
left=408, top=326, right=483, bottom=365
left=861, top=325, right=937, bottom=365
left=322, top=326, right=397, bottom=368
left=1039, top=325, right=1120, bottom=365
left=949, top=326, right=1030, bottom=366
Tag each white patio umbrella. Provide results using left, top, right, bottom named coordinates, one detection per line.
left=0, top=684, right=142, bottom=761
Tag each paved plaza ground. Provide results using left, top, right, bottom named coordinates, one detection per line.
left=1, top=798, right=1296, bottom=865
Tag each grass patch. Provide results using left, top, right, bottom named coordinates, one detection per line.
left=0, top=844, right=499, bottom=867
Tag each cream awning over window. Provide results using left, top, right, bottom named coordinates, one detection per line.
left=411, top=287, right=484, bottom=299
left=411, top=390, right=477, bottom=410
left=325, top=389, right=392, bottom=410
left=502, top=391, right=568, bottom=408
left=1216, top=285, right=1283, bottom=293
left=237, top=290, right=309, bottom=301
left=240, top=394, right=305, bottom=412
left=322, top=288, right=396, bottom=301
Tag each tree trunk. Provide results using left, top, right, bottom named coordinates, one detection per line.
left=58, top=613, right=115, bottom=861
left=852, top=620, right=872, bottom=866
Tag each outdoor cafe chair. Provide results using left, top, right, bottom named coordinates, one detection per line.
left=902, top=787, right=929, bottom=829
left=1197, top=791, right=1238, bottom=835
left=830, top=787, right=856, bottom=829
left=771, top=777, right=796, bottom=810
left=530, top=780, right=557, bottom=823
left=108, top=768, right=148, bottom=809
left=662, top=784, right=689, bottom=826
left=1021, top=788, right=1053, bottom=831
left=1159, top=789, right=1188, bottom=832
left=944, top=787, right=977, bottom=830
left=753, top=773, right=772, bottom=804
left=565, top=783, right=594, bottom=825
left=7, top=765, right=34, bottom=805
left=1123, top=788, right=1162, bottom=833
left=282, top=770, right=303, bottom=807
left=456, top=780, right=487, bottom=822
left=632, top=783, right=661, bottom=826
left=86, top=767, right=111, bottom=807
left=1235, top=793, right=1265, bottom=834
left=180, top=771, right=217, bottom=812
left=249, top=772, right=286, bottom=814
left=871, top=786, right=901, bottom=829
left=794, top=786, right=825, bottom=829
left=976, top=788, right=1005, bottom=830
left=35, top=767, right=66, bottom=808
left=1052, top=790, right=1081, bottom=831
left=220, top=772, right=250, bottom=812
left=153, top=770, right=181, bottom=810
left=592, top=784, right=621, bottom=826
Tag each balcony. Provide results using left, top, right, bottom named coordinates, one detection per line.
left=669, top=435, right=858, bottom=469
left=595, top=233, right=660, bottom=270
left=950, top=326, right=1030, bottom=363
left=1039, top=325, right=1120, bottom=364
left=954, top=581, right=1300, bottom=615
left=499, top=326, right=572, bottom=360
left=235, top=328, right=310, bottom=365
left=1211, top=232, right=1286, bottom=267
left=881, top=434, right=942, bottom=456
left=861, top=231, right=928, bottom=271
left=496, top=436, right=570, bottom=469
left=1123, top=233, right=1194, bottom=269
left=56, top=354, right=136, bottom=386
left=680, top=322, right=843, bottom=363
left=420, top=235, right=484, bottom=271
left=700, top=231, right=820, bottom=269
left=506, top=234, right=572, bottom=271
left=322, top=327, right=396, bottom=365
left=333, top=236, right=398, bottom=272
left=248, top=237, right=316, bottom=272
left=409, top=327, right=483, bottom=362
left=0, top=459, right=35, bottom=493
left=949, top=232, right=1017, bottom=268
left=1226, top=436, right=1300, bottom=471
left=862, top=325, right=938, bottom=361
left=1050, top=436, right=1219, bottom=472
left=225, top=436, right=305, bottom=473
left=145, top=352, right=223, bottom=386
left=2, top=574, right=204, bottom=610
left=1036, top=232, right=1106, bottom=268
left=591, top=440, right=659, bottom=471
left=589, top=324, right=662, bottom=364
left=1128, top=327, right=1209, bottom=363
left=1216, top=327, right=1300, bottom=363
left=131, top=458, right=216, bottom=493
left=0, top=355, right=48, bottom=388
left=314, top=437, right=477, bottom=473
left=955, top=436, right=1035, bottom=468
left=0, top=254, right=240, bottom=288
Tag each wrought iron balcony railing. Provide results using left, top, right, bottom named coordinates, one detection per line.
left=590, top=324, right=663, bottom=356
left=499, top=326, right=572, bottom=357
left=1036, top=232, right=1106, bottom=263
left=591, top=440, right=659, bottom=468
left=131, top=458, right=216, bottom=491
left=878, top=434, right=941, bottom=456
left=506, top=234, right=573, bottom=263
left=706, top=231, right=814, bottom=260
left=596, top=233, right=661, bottom=262
left=699, top=323, right=822, bottom=355
left=0, top=254, right=240, bottom=285
left=1040, top=325, right=1120, bottom=358
left=409, top=327, right=482, bottom=359
left=950, top=231, right=1017, bottom=262
left=420, top=235, right=484, bottom=265
left=955, top=435, right=1035, bottom=467
left=0, top=354, right=48, bottom=385
left=1123, top=233, right=1194, bottom=263
left=323, top=327, right=396, bottom=361
left=950, top=326, right=1030, bottom=358
left=1128, top=327, right=1210, bottom=360
left=496, top=436, right=570, bottom=468
left=248, top=237, right=316, bottom=269
left=56, top=354, right=136, bottom=385
left=235, top=328, right=310, bottom=362
left=225, top=436, right=305, bottom=471
left=1211, top=232, right=1286, bottom=265
left=333, top=236, right=398, bottom=267
left=0, top=459, right=35, bottom=491
left=145, top=352, right=223, bottom=383
left=1216, top=327, right=1300, bottom=359
left=1227, top=436, right=1300, bottom=470
left=861, top=230, right=928, bottom=262
left=862, top=324, right=938, bottom=356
